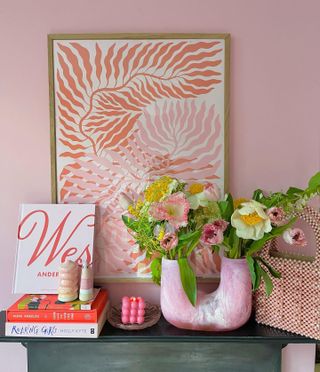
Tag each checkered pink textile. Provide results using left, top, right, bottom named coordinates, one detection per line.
left=254, top=206, right=320, bottom=340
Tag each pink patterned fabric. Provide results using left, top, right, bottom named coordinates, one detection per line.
left=255, top=206, right=320, bottom=340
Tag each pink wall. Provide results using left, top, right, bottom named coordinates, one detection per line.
left=0, top=0, right=319, bottom=370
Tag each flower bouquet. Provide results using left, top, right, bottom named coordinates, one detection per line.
left=121, top=172, right=320, bottom=306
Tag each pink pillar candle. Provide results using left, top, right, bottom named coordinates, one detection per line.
left=121, top=296, right=145, bottom=324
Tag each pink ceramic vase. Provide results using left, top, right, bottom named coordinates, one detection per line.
left=160, top=256, right=252, bottom=331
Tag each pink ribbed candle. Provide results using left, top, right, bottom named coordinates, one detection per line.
left=121, top=296, right=145, bottom=324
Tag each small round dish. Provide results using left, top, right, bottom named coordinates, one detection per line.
left=107, top=302, right=161, bottom=330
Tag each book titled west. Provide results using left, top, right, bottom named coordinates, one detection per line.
left=13, top=204, right=95, bottom=294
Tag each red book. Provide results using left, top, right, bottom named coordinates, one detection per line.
left=6, top=289, right=108, bottom=323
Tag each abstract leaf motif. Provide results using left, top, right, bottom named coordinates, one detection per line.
left=54, top=39, right=225, bottom=278
left=135, top=100, right=222, bottom=182
left=55, top=40, right=223, bottom=156
left=58, top=101, right=223, bottom=276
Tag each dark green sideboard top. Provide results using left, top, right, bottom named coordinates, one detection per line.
left=0, top=311, right=315, bottom=344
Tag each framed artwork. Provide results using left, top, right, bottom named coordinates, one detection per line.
left=48, top=33, right=230, bottom=282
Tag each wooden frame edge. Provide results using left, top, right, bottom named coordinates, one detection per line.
left=47, top=33, right=230, bottom=40
left=224, top=34, right=230, bottom=195
left=48, top=34, right=58, bottom=203
left=94, top=276, right=220, bottom=285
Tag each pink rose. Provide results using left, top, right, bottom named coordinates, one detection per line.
left=149, top=192, right=190, bottom=228
left=160, top=233, right=178, bottom=251
left=283, top=228, right=307, bottom=246
left=200, top=220, right=228, bottom=246
left=203, top=183, right=221, bottom=201
left=267, top=207, right=286, bottom=226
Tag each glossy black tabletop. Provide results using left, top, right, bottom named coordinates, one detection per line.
left=0, top=311, right=316, bottom=344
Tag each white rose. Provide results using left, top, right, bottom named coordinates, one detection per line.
left=231, top=200, right=272, bottom=240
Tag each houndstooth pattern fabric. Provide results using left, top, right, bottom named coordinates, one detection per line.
left=254, top=206, right=320, bottom=340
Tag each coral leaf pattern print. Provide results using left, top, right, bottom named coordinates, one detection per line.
left=52, top=37, right=227, bottom=279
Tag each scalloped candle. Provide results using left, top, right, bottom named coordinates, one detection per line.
left=121, top=296, right=145, bottom=324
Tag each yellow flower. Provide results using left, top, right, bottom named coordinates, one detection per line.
left=128, top=199, right=144, bottom=217
left=157, top=228, right=165, bottom=241
left=234, top=198, right=249, bottom=209
left=153, top=225, right=166, bottom=241
left=240, top=212, right=263, bottom=226
left=188, top=183, right=204, bottom=195
left=144, top=176, right=174, bottom=203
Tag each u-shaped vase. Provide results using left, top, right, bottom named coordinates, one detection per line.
left=160, top=256, right=252, bottom=331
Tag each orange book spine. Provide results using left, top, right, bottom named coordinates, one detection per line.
left=6, top=309, right=98, bottom=323
left=7, top=291, right=108, bottom=323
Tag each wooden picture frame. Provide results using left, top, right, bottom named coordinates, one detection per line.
left=48, top=33, right=230, bottom=282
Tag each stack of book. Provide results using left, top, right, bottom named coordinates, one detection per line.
left=5, top=289, right=109, bottom=338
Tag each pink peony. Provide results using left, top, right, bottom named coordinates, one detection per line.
left=267, top=207, right=286, bottom=226
left=160, top=233, right=178, bottom=251
left=283, top=228, right=307, bottom=246
left=200, top=220, right=228, bottom=246
left=203, top=183, right=221, bottom=201
left=149, top=192, right=190, bottom=228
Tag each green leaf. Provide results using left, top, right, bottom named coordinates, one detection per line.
left=254, top=261, right=262, bottom=290
left=308, top=171, right=320, bottom=190
left=212, top=245, right=220, bottom=253
left=122, top=215, right=139, bottom=232
left=246, top=256, right=256, bottom=289
left=218, top=193, right=234, bottom=221
left=222, top=237, right=232, bottom=252
left=257, top=257, right=281, bottom=278
left=229, top=229, right=240, bottom=258
left=178, top=258, right=197, bottom=306
left=225, top=193, right=234, bottom=221
left=260, top=267, right=273, bottom=297
left=150, top=258, right=162, bottom=285
left=218, top=200, right=228, bottom=217
left=178, top=231, right=200, bottom=241
left=185, top=231, right=201, bottom=256
left=246, top=237, right=269, bottom=256
left=252, top=189, right=264, bottom=201
left=286, top=187, right=304, bottom=196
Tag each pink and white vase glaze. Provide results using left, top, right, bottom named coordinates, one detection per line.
left=160, top=256, right=252, bottom=331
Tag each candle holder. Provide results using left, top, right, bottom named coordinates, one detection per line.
left=108, top=302, right=161, bottom=330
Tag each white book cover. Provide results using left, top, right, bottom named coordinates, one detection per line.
left=5, top=303, right=108, bottom=338
left=13, top=204, right=96, bottom=294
